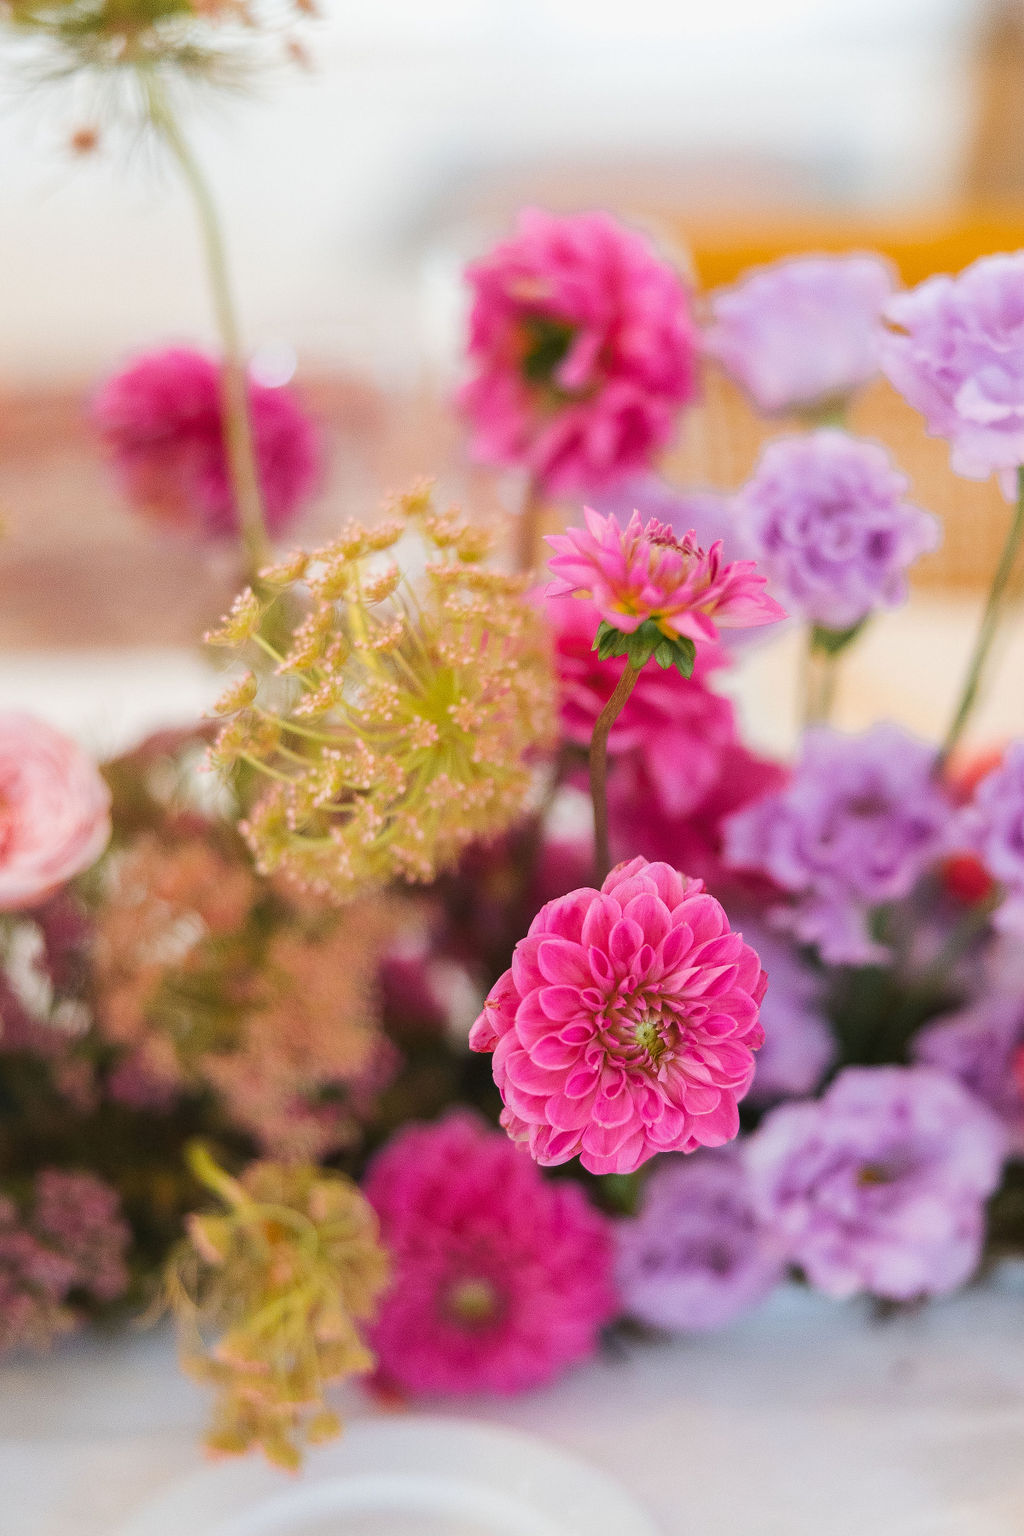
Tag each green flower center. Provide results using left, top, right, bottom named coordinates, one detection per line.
left=520, top=314, right=578, bottom=389
left=444, top=1276, right=502, bottom=1329
left=633, top=1015, right=667, bottom=1066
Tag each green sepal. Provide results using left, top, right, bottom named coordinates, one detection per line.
left=592, top=619, right=696, bottom=677
left=810, top=618, right=868, bottom=657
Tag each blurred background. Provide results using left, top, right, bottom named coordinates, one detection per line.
left=3, top=0, right=1024, bottom=668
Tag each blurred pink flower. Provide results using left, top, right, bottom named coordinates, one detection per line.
left=550, top=593, right=735, bottom=816
left=705, top=253, right=894, bottom=415
left=547, top=508, right=784, bottom=646
left=0, top=714, right=111, bottom=911
left=459, top=208, right=697, bottom=496
left=93, top=346, right=321, bottom=539
left=365, top=1110, right=616, bottom=1394
left=470, top=857, right=766, bottom=1175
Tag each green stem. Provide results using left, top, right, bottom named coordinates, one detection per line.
left=589, top=661, right=640, bottom=882
left=803, top=634, right=837, bottom=728
left=143, top=75, right=271, bottom=580
left=938, top=466, right=1024, bottom=771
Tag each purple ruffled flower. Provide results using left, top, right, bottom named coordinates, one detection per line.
left=963, top=742, right=1024, bottom=934
left=740, top=921, right=835, bottom=1105
left=914, top=998, right=1024, bottom=1154
left=747, top=1066, right=1007, bottom=1300
left=735, top=431, right=939, bottom=630
left=881, top=252, right=1024, bottom=497
left=615, top=1150, right=784, bottom=1331
left=705, top=254, right=895, bottom=415
left=723, top=725, right=954, bottom=965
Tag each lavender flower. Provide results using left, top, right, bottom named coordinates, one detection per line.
left=881, top=252, right=1024, bottom=497
left=747, top=1067, right=1007, bottom=1300
left=915, top=998, right=1024, bottom=1153
left=964, top=742, right=1024, bottom=934
left=705, top=254, right=895, bottom=416
left=588, top=475, right=750, bottom=563
left=740, top=921, right=835, bottom=1105
left=723, top=725, right=954, bottom=965
left=616, top=1151, right=784, bottom=1331
left=735, top=431, right=939, bottom=631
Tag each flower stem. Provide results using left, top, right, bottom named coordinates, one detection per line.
left=938, top=465, right=1024, bottom=771
left=517, top=478, right=545, bottom=573
left=143, top=76, right=271, bottom=579
left=590, top=660, right=641, bottom=882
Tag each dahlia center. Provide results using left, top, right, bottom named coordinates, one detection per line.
left=633, top=1013, right=670, bottom=1066
left=443, top=1275, right=503, bottom=1330
left=519, top=314, right=579, bottom=391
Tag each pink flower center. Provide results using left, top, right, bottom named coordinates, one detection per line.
left=632, top=1014, right=669, bottom=1067
left=442, top=1275, right=504, bottom=1330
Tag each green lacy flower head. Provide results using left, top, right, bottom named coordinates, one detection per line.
left=206, top=485, right=556, bottom=903
left=167, top=1146, right=388, bottom=1469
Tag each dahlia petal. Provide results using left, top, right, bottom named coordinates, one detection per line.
left=537, top=938, right=592, bottom=987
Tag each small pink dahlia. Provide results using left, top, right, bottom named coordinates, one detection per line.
left=364, top=1111, right=616, bottom=1395
left=458, top=207, right=698, bottom=496
left=93, top=346, right=321, bottom=540
left=469, top=857, right=767, bottom=1175
left=547, top=507, right=784, bottom=648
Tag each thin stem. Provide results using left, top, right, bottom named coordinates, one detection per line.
left=143, top=75, right=271, bottom=579
left=802, top=633, right=838, bottom=728
left=589, top=661, right=641, bottom=882
left=517, top=478, right=545, bottom=574
left=938, top=466, right=1024, bottom=771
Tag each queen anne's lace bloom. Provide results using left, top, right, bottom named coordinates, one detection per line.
left=469, top=856, right=766, bottom=1175
left=459, top=208, right=697, bottom=495
left=547, top=507, right=783, bottom=646
left=365, top=1111, right=616, bottom=1394
left=208, top=488, right=556, bottom=902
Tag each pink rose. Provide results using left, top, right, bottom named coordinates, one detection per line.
left=0, top=715, right=111, bottom=910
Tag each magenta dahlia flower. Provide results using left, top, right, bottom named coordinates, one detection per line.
left=547, top=507, right=784, bottom=649
left=364, top=1111, right=616, bottom=1395
left=93, top=346, right=321, bottom=540
left=459, top=208, right=698, bottom=496
left=469, top=857, right=767, bottom=1175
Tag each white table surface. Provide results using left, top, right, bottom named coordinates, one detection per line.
left=2, top=1276, right=1024, bottom=1536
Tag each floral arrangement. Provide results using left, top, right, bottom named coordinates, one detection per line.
left=4, top=1, right=1024, bottom=1475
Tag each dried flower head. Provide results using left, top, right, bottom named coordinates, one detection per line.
left=93, top=832, right=395, bottom=1156
left=167, top=1147, right=388, bottom=1468
left=208, top=488, right=556, bottom=902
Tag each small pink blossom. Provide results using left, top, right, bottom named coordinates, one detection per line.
left=365, top=1110, right=616, bottom=1395
left=547, top=507, right=784, bottom=647
left=0, top=715, right=111, bottom=911
left=469, top=857, right=767, bottom=1175
left=459, top=208, right=698, bottom=496
left=93, top=346, right=321, bottom=540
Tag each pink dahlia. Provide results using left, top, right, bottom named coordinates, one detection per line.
left=459, top=207, right=698, bottom=496
left=93, top=346, right=321, bottom=540
left=550, top=594, right=736, bottom=816
left=469, top=857, right=767, bottom=1175
left=547, top=507, right=784, bottom=648
left=364, top=1111, right=616, bottom=1395
left=0, top=715, right=111, bottom=911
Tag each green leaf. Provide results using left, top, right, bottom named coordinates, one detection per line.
left=593, top=620, right=631, bottom=661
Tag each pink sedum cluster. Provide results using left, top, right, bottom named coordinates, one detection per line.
left=459, top=208, right=698, bottom=496
left=469, top=857, right=767, bottom=1175
left=547, top=507, right=784, bottom=647
left=93, top=346, right=321, bottom=540
left=365, top=1111, right=616, bottom=1395
left=0, top=714, right=111, bottom=911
